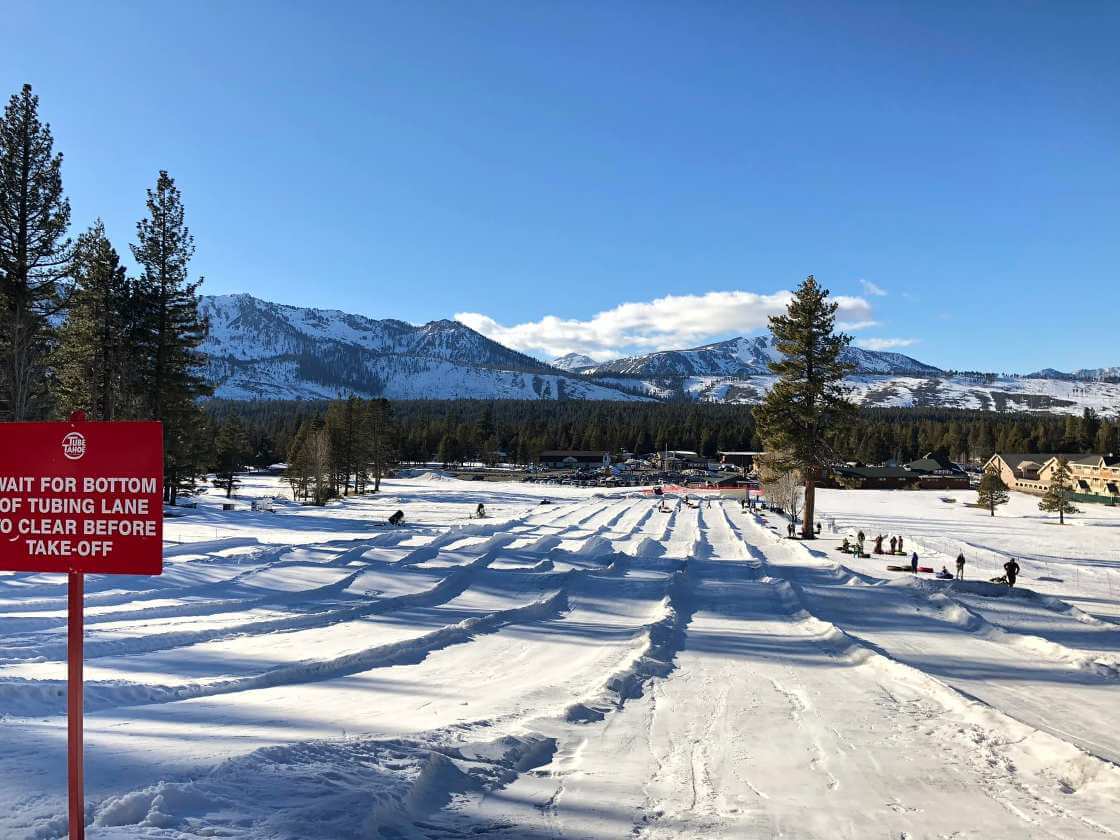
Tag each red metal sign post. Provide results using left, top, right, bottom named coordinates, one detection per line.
left=0, top=414, right=163, bottom=839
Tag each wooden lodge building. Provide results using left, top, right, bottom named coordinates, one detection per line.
left=985, top=452, right=1120, bottom=504
left=823, top=452, right=971, bottom=490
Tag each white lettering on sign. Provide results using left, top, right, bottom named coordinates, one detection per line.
left=0, top=420, right=163, bottom=576
left=62, top=431, right=87, bottom=460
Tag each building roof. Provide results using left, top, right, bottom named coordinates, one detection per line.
left=834, top=465, right=916, bottom=480
left=718, top=451, right=763, bottom=456
left=538, top=450, right=608, bottom=458
left=1067, top=453, right=1120, bottom=467
left=988, top=452, right=1085, bottom=471
left=904, top=452, right=966, bottom=475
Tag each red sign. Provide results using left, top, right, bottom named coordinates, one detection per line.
left=0, top=419, right=163, bottom=574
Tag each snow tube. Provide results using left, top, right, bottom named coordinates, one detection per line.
left=917, top=566, right=934, bottom=573
left=885, top=564, right=909, bottom=571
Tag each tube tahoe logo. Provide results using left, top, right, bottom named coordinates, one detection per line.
left=62, top=431, right=86, bottom=460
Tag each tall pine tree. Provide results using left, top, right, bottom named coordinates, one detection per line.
left=753, top=276, right=854, bottom=538
left=977, top=466, right=1010, bottom=516
left=52, top=221, right=133, bottom=419
left=367, top=398, right=397, bottom=492
left=131, top=171, right=211, bottom=502
left=1038, top=458, right=1079, bottom=525
left=0, top=84, right=71, bottom=419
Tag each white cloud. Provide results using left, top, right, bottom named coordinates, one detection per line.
left=456, top=289, right=876, bottom=361
left=859, top=279, right=887, bottom=297
left=855, top=337, right=917, bottom=351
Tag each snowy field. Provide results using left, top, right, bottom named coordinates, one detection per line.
left=2, top=476, right=1120, bottom=838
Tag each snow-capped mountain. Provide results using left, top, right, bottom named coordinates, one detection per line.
left=552, top=352, right=597, bottom=372
left=199, top=294, right=648, bottom=402
left=581, top=336, right=942, bottom=378
left=195, top=293, right=1118, bottom=415
left=1026, top=366, right=1120, bottom=382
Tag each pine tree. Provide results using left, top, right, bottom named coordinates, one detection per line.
left=308, top=420, right=332, bottom=506
left=366, top=398, right=397, bottom=492
left=52, top=221, right=132, bottom=419
left=213, top=417, right=251, bottom=498
left=131, top=171, right=211, bottom=502
left=0, top=84, right=71, bottom=419
left=326, top=396, right=364, bottom=496
left=753, top=275, right=854, bottom=538
left=977, top=466, right=1010, bottom=516
left=286, top=421, right=312, bottom=501
left=1080, top=408, right=1101, bottom=451
left=1097, top=421, right=1118, bottom=456
left=1038, top=458, right=1079, bottom=525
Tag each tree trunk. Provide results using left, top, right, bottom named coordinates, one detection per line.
left=801, top=474, right=816, bottom=539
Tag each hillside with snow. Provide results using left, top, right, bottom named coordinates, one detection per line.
left=199, top=294, right=648, bottom=402
left=197, top=293, right=1118, bottom=414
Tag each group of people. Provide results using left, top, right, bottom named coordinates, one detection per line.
left=868, top=533, right=906, bottom=555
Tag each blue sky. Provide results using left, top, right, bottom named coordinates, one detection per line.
left=3, top=1, right=1117, bottom=371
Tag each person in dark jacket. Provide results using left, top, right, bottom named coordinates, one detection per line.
left=910, top=551, right=919, bottom=573
left=956, top=552, right=966, bottom=580
left=388, top=510, right=405, bottom=526
left=475, top=503, right=486, bottom=519
left=1004, top=558, right=1021, bottom=587
left=858, top=530, right=865, bottom=544
left=897, top=536, right=904, bottom=553
left=889, top=536, right=897, bottom=554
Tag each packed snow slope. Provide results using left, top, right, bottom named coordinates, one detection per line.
left=3, top=476, right=1120, bottom=838
left=198, top=293, right=1118, bottom=413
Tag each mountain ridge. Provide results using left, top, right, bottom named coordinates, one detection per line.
left=195, top=293, right=1120, bottom=416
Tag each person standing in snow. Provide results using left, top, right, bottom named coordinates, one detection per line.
left=898, top=536, right=904, bottom=554
left=1004, top=557, right=1020, bottom=587
left=910, top=551, right=919, bottom=573
left=858, top=529, right=865, bottom=544
left=874, top=535, right=883, bottom=554
left=476, top=503, right=486, bottom=519
left=890, top=536, right=897, bottom=554
left=956, top=552, right=966, bottom=580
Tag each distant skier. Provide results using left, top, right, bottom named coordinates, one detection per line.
left=910, top=551, right=919, bottom=573
left=956, top=552, right=966, bottom=580
left=1003, top=557, right=1020, bottom=588
left=388, top=510, right=405, bottom=526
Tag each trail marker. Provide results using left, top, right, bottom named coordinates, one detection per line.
left=0, top=413, right=163, bottom=839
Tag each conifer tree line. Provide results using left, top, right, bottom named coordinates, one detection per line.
left=206, top=398, right=1119, bottom=475
left=282, top=397, right=398, bottom=505
left=0, top=84, right=210, bottom=502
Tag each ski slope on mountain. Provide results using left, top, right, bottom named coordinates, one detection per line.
left=1, top=479, right=1119, bottom=838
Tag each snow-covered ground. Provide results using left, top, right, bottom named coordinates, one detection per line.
left=2, top=477, right=1120, bottom=838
